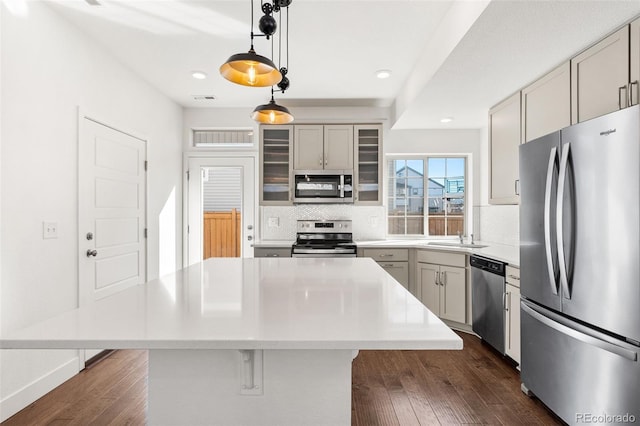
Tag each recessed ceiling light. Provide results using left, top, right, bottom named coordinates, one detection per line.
left=440, top=117, right=454, bottom=123
left=375, top=69, right=392, bottom=79
left=192, top=71, right=207, bottom=80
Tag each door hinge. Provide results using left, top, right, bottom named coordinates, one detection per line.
left=144, top=228, right=147, bottom=238
left=144, top=160, right=148, bottom=171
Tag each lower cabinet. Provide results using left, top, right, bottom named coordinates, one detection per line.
left=416, top=250, right=467, bottom=324
left=378, top=262, right=409, bottom=289
left=505, top=265, right=521, bottom=364
left=254, top=247, right=292, bottom=258
left=362, top=248, right=409, bottom=288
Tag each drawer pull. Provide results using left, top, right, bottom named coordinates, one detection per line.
left=508, top=274, right=520, bottom=280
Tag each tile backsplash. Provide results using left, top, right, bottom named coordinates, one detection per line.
left=260, top=204, right=520, bottom=246
left=477, top=204, right=519, bottom=246
left=260, top=205, right=386, bottom=241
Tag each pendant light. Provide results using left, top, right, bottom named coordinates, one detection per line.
left=251, top=91, right=294, bottom=124
left=219, top=1, right=282, bottom=87
left=252, top=5, right=293, bottom=124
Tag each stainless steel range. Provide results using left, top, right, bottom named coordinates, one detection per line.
left=291, top=220, right=357, bottom=258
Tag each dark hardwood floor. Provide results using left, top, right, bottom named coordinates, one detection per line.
left=2, top=332, right=562, bottom=425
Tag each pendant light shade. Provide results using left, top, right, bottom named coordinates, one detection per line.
left=219, top=48, right=282, bottom=87
left=251, top=96, right=294, bottom=124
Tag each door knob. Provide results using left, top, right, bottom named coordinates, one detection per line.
left=86, top=249, right=98, bottom=257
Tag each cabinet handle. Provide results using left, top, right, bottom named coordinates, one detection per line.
left=440, top=271, right=446, bottom=286
left=434, top=271, right=440, bottom=285
left=508, top=274, right=520, bottom=281
left=619, top=85, right=628, bottom=109
left=267, top=254, right=280, bottom=257
left=504, top=292, right=508, bottom=311
left=629, top=81, right=639, bottom=106
left=382, top=263, right=395, bottom=267
left=379, top=254, right=394, bottom=258
left=514, top=179, right=520, bottom=196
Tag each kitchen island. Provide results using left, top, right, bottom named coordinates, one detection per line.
left=1, top=257, right=462, bottom=425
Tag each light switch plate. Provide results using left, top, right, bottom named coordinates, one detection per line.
left=43, top=221, right=58, bottom=239
left=268, top=217, right=279, bottom=227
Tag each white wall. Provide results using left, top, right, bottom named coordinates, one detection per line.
left=0, top=2, right=183, bottom=420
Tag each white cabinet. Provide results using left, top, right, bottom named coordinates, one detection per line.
left=260, top=125, right=293, bottom=205
left=416, top=250, right=467, bottom=324
left=571, top=26, right=630, bottom=124
left=489, top=92, right=521, bottom=205
left=505, top=265, right=521, bottom=365
left=354, top=125, right=382, bottom=205
left=521, top=62, right=571, bottom=143
left=631, top=16, right=640, bottom=106
left=293, top=125, right=353, bottom=170
left=363, top=248, right=409, bottom=289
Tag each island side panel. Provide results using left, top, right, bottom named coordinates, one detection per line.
left=148, top=349, right=353, bottom=426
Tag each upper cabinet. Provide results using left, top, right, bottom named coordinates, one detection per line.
left=260, top=123, right=382, bottom=205
left=521, top=62, right=571, bottom=143
left=631, top=17, right=640, bottom=106
left=293, top=125, right=353, bottom=170
left=260, top=125, right=293, bottom=205
left=571, top=26, right=630, bottom=124
left=489, top=92, right=521, bottom=205
left=354, top=125, right=382, bottom=205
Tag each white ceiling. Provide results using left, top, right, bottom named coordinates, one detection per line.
left=45, top=0, right=640, bottom=129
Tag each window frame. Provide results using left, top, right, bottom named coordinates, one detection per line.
left=385, top=154, right=469, bottom=239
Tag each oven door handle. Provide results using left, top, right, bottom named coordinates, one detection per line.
left=292, top=248, right=356, bottom=254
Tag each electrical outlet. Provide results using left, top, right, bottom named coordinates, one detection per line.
left=369, top=216, right=378, bottom=227
left=43, top=221, right=58, bottom=239
left=268, top=217, right=279, bottom=227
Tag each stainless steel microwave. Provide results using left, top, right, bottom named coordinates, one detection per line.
left=293, top=170, right=354, bottom=203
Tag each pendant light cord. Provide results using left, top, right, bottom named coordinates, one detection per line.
left=250, top=0, right=254, bottom=49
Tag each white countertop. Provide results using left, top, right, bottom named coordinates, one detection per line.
left=1, top=258, right=462, bottom=351
left=357, top=239, right=520, bottom=267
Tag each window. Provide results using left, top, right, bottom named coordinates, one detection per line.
left=192, top=129, right=254, bottom=147
left=387, top=157, right=466, bottom=236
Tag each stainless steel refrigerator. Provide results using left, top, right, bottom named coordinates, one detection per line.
left=519, top=105, right=640, bottom=425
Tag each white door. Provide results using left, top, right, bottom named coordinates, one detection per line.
left=78, top=116, right=147, bottom=365
left=187, top=157, right=255, bottom=266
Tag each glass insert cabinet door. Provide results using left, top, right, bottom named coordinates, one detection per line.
left=260, top=125, right=293, bottom=205
left=354, top=125, right=382, bottom=204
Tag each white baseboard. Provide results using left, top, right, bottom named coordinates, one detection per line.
left=0, top=356, right=79, bottom=422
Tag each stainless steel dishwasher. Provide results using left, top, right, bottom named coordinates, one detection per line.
left=471, top=255, right=506, bottom=354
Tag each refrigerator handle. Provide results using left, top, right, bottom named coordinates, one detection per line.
left=522, top=302, right=638, bottom=362
left=556, top=143, right=571, bottom=299
left=544, top=147, right=559, bottom=295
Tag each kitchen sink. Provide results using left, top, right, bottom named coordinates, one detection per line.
left=425, top=242, right=488, bottom=249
